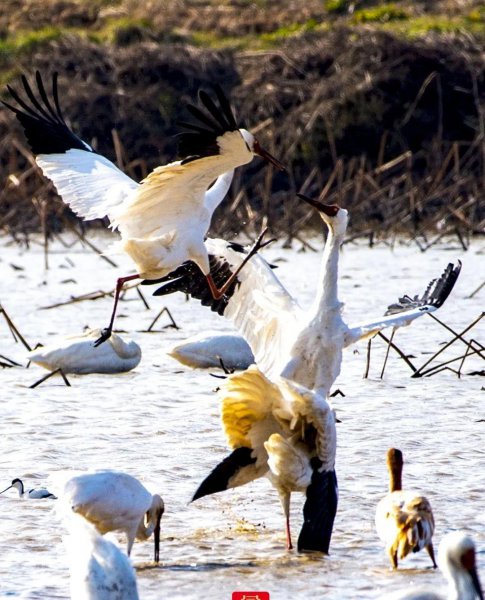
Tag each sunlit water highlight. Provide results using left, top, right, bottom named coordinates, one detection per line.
left=0, top=233, right=483, bottom=599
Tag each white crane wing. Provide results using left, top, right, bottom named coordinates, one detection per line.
left=344, top=261, right=461, bottom=346
left=62, top=471, right=152, bottom=532
left=3, top=72, right=234, bottom=239
left=148, top=238, right=305, bottom=378
left=36, top=150, right=139, bottom=222
left=274, top=377, right=337, bottom=471
left=111, top=156, right=233, bottom=241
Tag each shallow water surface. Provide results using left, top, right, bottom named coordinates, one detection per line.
left=0, top=234, right=483, bottom=599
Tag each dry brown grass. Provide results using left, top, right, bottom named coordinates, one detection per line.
left=0, top=6, right=483, bottom=245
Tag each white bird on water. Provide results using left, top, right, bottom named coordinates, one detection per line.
left=375, top=448, right=436, bottom=569
left=3, top=71, right=284, bottom=345
left=67, top=515, right=139, bottom=600
left=27, top=329, right=141, bottom=374
left=0, top=477, right=57, bottom=499
left=146, top=195, right=461, bottom=397
left=191, top=365, right=338, bottom=554
left=382, top=531, right=483, bottom=600
left=60, top=471, right=164, bottom=563
left=168, top=331, right=254, bottom=370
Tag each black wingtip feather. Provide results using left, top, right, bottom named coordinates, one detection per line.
left=385, top=261, right=462, bottom=316
left=177, top=85, right=239, bottom=160
left=192, top=447, right=256, bottom=502
left=297, top=468, right=338, bottom=554
left=143, top=253, right=242, bottom=317
left=198, top=89, right=231, bottom=132
left=3, top=72, right=91, bottom=155
left=213, top=84, right=238, bottom=130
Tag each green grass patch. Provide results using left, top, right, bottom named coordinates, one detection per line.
left=352, top=4, right=409, bottom=23
left=0, top=27, right=63, bottom=59
left=188, top=30, right=254, bottom=50
left=260, top=19, right=319, bottom=43
left=466, top=7, right=485, bottom=24
left=377, top=14, right=485, bottom=36
left=89, top=16, right=154, bottom=44
left=324, top=0, right=352, bottom=15
left=187, top=18, right=326, bottom=50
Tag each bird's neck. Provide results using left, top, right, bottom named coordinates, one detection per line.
left=450, top=571, right=478, bottom=600
left=311, top=225, right=343, bottom=314
left=388, top=464, right=402, bottom=492
left=203, top=170, right=234, bottom=215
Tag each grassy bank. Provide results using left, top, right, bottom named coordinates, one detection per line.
left=0, top=1, right=483, bottom=242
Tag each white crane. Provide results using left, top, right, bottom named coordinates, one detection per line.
left=375, top=448, right=436, bottom=569
left=66, top=515, right=140, bottom=600
left=146, top=195, right=461, bottom=397
left=381, top=531, right=483, bottom=600
left=191, top=365, right=338, bottom=554
left=168, top=331, right=254, bottom=370
left=3, top=72, right=284, bottom=345
left=27, top=329, right=141, bottom=374
left=60, top=471, right=164, bottom=563
left=0, top=477, right=57, bottom=499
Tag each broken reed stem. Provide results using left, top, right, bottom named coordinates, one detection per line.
left=457, top=340, right=475, bottom=378
left=377, top=331, right=417, bottom=373
left=145, top=307, right=179, bottom=331
left=136, top=286, right=150, bottom=310
left=29, top=368, right=71, bottom=388
left=412, top=312, right=485, bottom=378
left=0, top=354, right=22, bottom=366
left=379, top=328, right=396, bottom=379
left=0, top=305, right=32, bottom=351
left=427, top=312, right=485, bottom=353
left=363, top=338, right=372, bottom=379
left=40, top=282, right=140, bottom=310
left=62, top=217, right=118, bottom=268
left=421, top=345, right=484, bottom=378
left=467, top=280, right=485, bottom=299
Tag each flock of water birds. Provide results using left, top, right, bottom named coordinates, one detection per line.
left=1, top=71, right=481, bottom=599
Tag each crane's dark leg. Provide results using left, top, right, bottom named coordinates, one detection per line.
left=94, top=273, right=140, bottom=347
left=206, top=228, right=273, bottom=300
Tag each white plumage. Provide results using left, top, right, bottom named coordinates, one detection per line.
left=168, top=332, right=254, bottom=370
left=193, top=365, right=338, bottom=553
left=27, top=329, right=141, bottom=374
left=60, top=471, right=164, bottom=563
left=66, top=515, right=139, bottom=600
left=150, top=199, right=460, bottom=397
left=4, top=72, right=283, bottom=344
left=375, top=448, right=436, bottom=569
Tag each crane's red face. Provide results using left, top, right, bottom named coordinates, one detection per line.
left=297, top=193, right=340, bottom=216
left=252, top=139, right=286, bottom=171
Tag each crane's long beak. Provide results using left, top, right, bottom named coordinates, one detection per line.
left=253, top=140, right=286, bottom=171
left=297, top=193, right=340, bottom=217
left=0, top=484, right=13, bottom=494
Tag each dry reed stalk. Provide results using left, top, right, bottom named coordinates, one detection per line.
left=0, top=304, right=31, bottom=351
left=29, top=368, right=71, bottom=388
left=377, top=331, right=417, bottom=374
left=145, top=307, right=179, bottom=331
left=0, top=354, right=22, bottom=367
left=412, top=312, right=484, bottom=378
